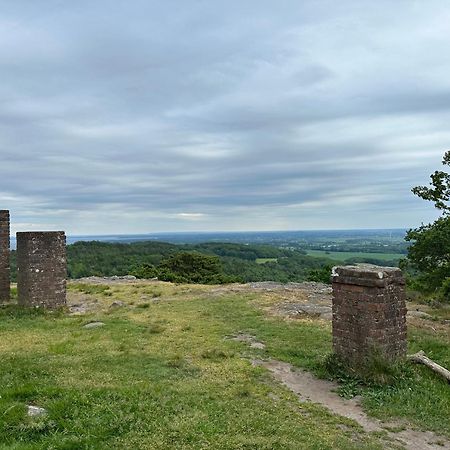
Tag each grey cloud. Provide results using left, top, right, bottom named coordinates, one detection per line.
left=0, top=0, right=448, bottom=234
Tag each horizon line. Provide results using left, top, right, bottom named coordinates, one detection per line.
left=9, top=227, right=409, bottom=238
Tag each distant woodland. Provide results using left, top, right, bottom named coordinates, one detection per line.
left=10, top=241, right=402, bottom=284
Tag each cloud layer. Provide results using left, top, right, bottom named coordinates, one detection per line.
left=0, top=0, right=448, bottom=234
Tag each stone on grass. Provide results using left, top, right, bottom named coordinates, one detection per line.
left=109, top=301, right=125, bottom=309
left=295, top=305, right=332, bottom=316
left=250, top=342, right=266, bottom=350
left=83, top=321, right=105, bottom=329
left=27, top=405, right=47, bottom=417
left=407, top=310, right=432, bottom=319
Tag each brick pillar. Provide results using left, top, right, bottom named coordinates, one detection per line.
left=0, top=210, right=10, bottom=302
left=17, top=231, right=66, bottom=308
left=332, top=264, right=407, bottom=365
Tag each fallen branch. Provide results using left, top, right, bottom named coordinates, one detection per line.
left=408, top=350, right=450, bottom=383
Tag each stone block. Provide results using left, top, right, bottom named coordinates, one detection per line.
left=332, top=264, right=407, bottom=365
left=0, top=210, right=10, bottom=302
left=17, top=231, right=66, bottom=308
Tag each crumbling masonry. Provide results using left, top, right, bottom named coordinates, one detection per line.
left=17, top=231, right=67, bottom=308
left=332, top=264, right=407, bottom=365
left=0, top=210, right=10, bottom=302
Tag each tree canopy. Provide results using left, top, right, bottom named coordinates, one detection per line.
left=405, top=151, right=450, bottom=302
left=411, top=151, right=450, bottom=214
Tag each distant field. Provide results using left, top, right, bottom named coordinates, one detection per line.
left=255, top=257, right=278, bottom=264
left=306, top=250, right=404, bottom=261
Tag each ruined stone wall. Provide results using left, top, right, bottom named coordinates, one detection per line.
left=332, top=264, right=407, bottom=364
left=17, top=231, right=66, bottom=308
left=0, top=210, right=10, bottom=302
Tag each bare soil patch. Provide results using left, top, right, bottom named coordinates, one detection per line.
left=254, top=359, right=450, bottom=450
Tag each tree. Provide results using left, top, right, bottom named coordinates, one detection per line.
left=157, top=252, right=230, bottom=284
left=405, top=151, right=450, bottom=301
left=411, top=151, right=450, bottom=214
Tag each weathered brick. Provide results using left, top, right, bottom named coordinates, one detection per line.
left=331, top=264, right=407, bottom=366
left=17, top=231, right=66, bottom=308
left=0, top=210, right=10, bottom=302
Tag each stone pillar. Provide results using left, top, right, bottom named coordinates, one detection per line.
left=0, top=210, right=10, bottom=302
left=17, top=231, right=66, bottom=308
left=331, top=264, right=407, bottom=365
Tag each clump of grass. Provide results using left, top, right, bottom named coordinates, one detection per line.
left=141, top=286, right=163, bottom=297
left=166, top=354, right=191, bottom=369
left=320, top=352, right=413, bottom=398
left=136, top=303, right=150, bottom=309
left=10, top=286, right=18, bottom=301
left=146, top=322, right=166, bottom=334
left=201, top=348, right=234, bottom=361
left=0, top=304, right=56, bottom=320
left=69, top=283, right=112, bottom=296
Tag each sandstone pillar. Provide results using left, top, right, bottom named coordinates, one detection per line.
left=332, top=264, right=407, bottom=365
left=17, top=231, right=66, bottom=308
left=0, top=210, right=10, bottom=302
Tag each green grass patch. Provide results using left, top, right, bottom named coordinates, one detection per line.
left=0, top=284, right=448, bottom=448
left=306, top=250, right=403, bottom=262
left=68, top=283, right=112, bottom=296
left=255, top=258, right=278, bottom=264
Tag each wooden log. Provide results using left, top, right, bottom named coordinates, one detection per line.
left=408, top=350, right=450, bottom=383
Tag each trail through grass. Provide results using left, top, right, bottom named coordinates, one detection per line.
left=0, top=281, right=448, bottom=449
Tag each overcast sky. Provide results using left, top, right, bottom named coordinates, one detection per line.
left=1, top=0, right=449, bottom=235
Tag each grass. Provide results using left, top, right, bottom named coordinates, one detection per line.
left=306, top=250, right=404, bottom=262
left=68, top=283, right=112, bottom=296
left=255, top=258, right=278, bottom=264
left=0, top=281, right=448, bottom=449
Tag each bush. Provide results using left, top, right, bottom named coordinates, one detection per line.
left=439, top=277, right=450, bottom=303
left=306, top=264, right=333, bottom=283
left=131, top=264, right=159, bottom=279
left=133, top=252, right=238, bottom=284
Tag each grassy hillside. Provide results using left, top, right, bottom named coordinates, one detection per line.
left=0, top=281, right=448, bottom=449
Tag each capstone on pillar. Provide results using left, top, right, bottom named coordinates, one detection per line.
left=0, top=210, right=10, bottom=302
left=17, top=231, right=66, bottom=308
left=331, top=264, right=407, bottom=365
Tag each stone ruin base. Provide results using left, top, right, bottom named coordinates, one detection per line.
left=332, top=264, right=407, bottom=366
left=17, top=231, right=67, bottom=308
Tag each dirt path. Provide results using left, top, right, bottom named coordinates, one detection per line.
left=253, top=359, right=450, bottom=450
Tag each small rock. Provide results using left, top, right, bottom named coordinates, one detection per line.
left=27, top=405, right=47, bottom=417
left=320, top=312, right=333, bottom=321
left=250, top=342, right=266, bottom=350
left=83, top=321, right=105, bottom=329
left=69, top=303, right=90, bottom=315
left=227, top=333, right=266, bottom=350
left=295, top=305, right=332, bottom=315
left=122, top=275, right=137, bottom=280
left=407, top=310, right=432, bottom=319
left=109, top=301, right=125, bottom=309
